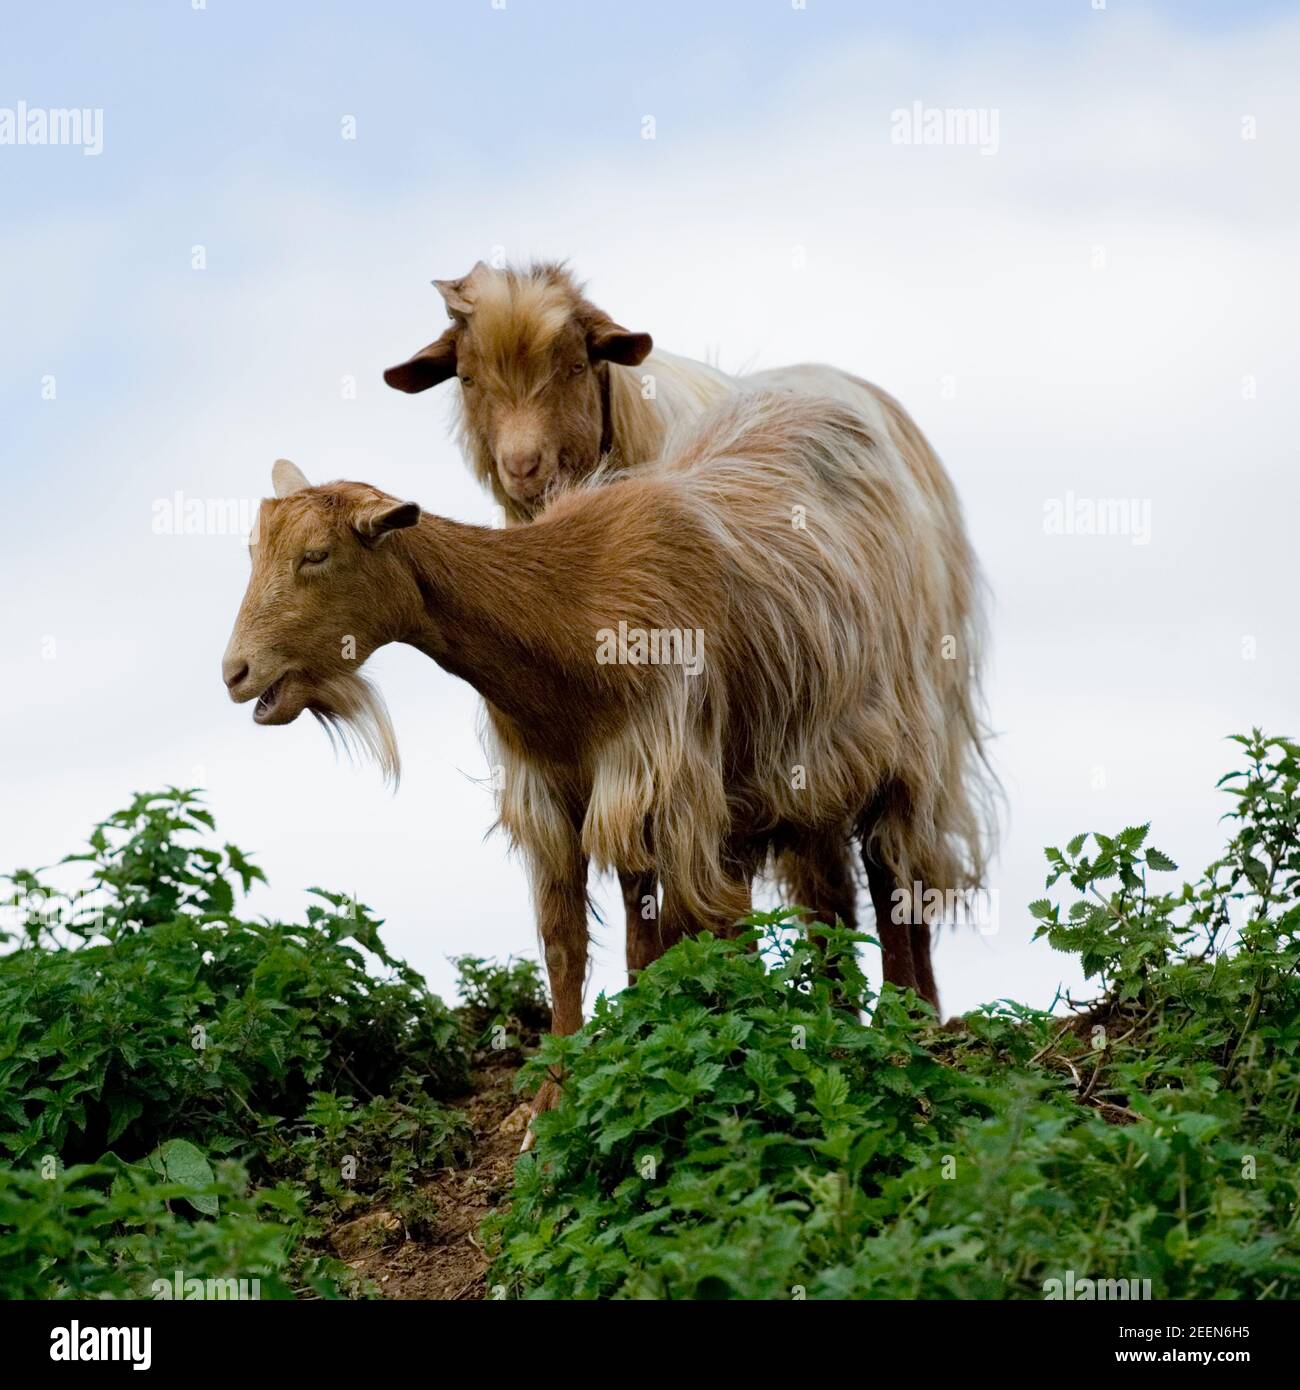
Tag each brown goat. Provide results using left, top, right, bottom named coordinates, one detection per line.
left=222, top=392, right=995, bottom=1138
left=385, top=261, right=984, bottom=1002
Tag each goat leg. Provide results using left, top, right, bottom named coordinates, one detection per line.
left=782, top=838, right=859, bottom=989
left=864, top=855, right=940, bottom=1010
left=523, top=843, right=589, bottom=1152
left=620, top=867, right=668, bottom=984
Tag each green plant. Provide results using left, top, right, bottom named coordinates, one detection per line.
left=274, top=1079, right=471, bottom=1231
left=0, top=790, right=473, bottom=1298
left=0, top=792, right=469, bottom=1169
left=490, top=732, right=1300, bottom=1299
left=452, top=954, right=550, bottom=1049
left=0, top=1154, right=305, bottom=1300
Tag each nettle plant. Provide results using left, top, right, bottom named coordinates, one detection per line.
left=1033, top=730, right=1299, bottom=1008
left=0, top=791, right=470, bottom=1167
left=452, top=954, right=551, bottom=1052
left=490, top=732, right=1300, bottom=1300
left=0, top=790, right=473, bottom=1297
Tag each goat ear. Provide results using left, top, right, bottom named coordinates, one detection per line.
left=272, top=458, right=311, bottom=497
left=383, top=326, right=458, bottom=394
left=356, top=499, right=422, bottom=541
left=587, top=320, right=653, bottom=366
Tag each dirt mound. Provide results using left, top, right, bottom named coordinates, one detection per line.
left=329, top=1057, right=527, bottom=1300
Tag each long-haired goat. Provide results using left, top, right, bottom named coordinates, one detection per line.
left=384, top=260, right=990, bottom=1002
left=223, top=392, right=995, bottom=1133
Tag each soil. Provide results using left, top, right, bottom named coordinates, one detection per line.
left=327, top=1056, right=528, bottom=1300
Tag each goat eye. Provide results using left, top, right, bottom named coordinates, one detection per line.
left=459, top=375, right=474, bottom=387
left=571, top=361, right=586, bottom=374
left=301, top=549, right=328, bottom=566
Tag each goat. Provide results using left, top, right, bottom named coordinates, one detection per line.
left=384, top=260, right=987, bottom=1002
left=222, top=391, right=996, bottom=1136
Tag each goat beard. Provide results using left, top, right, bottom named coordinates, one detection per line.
left=307, top=671, right=401, bottom=788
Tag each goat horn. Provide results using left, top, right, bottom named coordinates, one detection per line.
left=272, top=458, right=312, bottom=498
left=432, top=276, right=474, bottom=318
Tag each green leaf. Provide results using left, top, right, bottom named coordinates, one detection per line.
left=206, top=876, right=235, bottom=914
left=105, top=1094, right=143, bottom=1145
left=144, top=1138, right=219, bottom=1216
left=811, top=1066, right=850, bottom=1117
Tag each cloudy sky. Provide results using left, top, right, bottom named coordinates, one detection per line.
left=2, top=0, right=1297, bottom=1019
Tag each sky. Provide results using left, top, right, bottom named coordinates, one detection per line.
left=2, top=0, right=1297, bottom=1020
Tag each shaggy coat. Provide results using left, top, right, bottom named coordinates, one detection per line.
left=385, top=262, right=992, bottom=1001
left=223, top=393, right=995, bottom=1133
